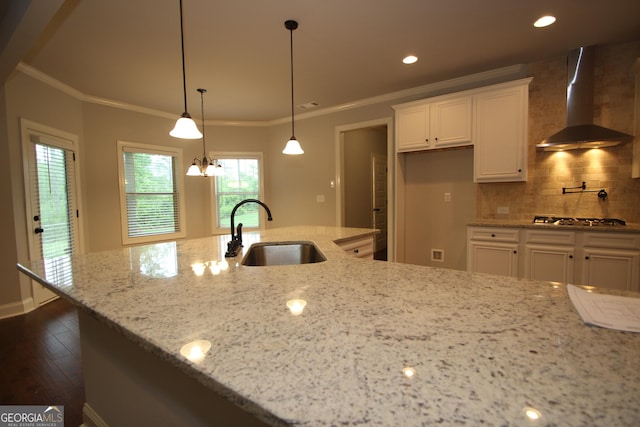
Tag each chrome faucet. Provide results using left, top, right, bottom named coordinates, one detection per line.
left=224, top=199, right=273, bottom=257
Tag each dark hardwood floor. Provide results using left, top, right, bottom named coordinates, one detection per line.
left=0, top=298, right=85, bottom=427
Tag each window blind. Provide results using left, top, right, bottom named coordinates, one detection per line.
left=122, top=149, right=182, bottom=239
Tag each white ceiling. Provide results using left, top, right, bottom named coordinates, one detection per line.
left=14, top=0, right=640, bottom=122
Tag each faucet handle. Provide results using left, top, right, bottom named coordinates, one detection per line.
left=236, top=223, right=243, bottom=245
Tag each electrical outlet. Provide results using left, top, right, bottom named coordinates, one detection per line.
left=431, top=249, right=444, bottom=262
left=316, top=194, right=325, bottom=203
left=497, top=207, right=509, bottom=214
left=444, top=192, right=452, bottom=202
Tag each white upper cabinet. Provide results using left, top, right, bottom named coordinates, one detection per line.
left=473, top=80, right=530, bottom=183
left=396, top=104, right=431, bottom=151
left=395, top=96, right=472, bottom=152
left=431, top=97, right=473, bottom=148
left=394, top=78, right=532, bottom=183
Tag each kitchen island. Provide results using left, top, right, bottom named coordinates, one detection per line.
left=17, top=226, right=640, bottom=426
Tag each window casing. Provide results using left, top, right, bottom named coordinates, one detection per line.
left=117, top=141, right=186, bottom=245
left=211, top=153, right=264, bottom=234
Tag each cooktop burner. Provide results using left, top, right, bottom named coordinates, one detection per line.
left=532, top=216, right=626, bottom=226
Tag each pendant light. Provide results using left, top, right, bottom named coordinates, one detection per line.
left=170, top=0, right=202, bottom=139
left=282, top=20, right=304, bottom=155
left=186, top=88, right=223, bottom=177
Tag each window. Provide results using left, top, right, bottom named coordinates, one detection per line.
left=117, top=141, right=186, bottom=244
left=211, top=153, right=264, bottom=234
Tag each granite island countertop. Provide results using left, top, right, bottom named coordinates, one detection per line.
left=17, top=226, right=640, bottom=426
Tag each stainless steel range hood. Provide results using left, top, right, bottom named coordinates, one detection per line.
left=536, top=46, right=634, bottom=151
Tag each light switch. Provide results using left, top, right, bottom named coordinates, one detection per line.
left=444, top=192, right=452, bottom=202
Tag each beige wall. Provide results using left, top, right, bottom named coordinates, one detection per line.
left=477, top=41, right=640, bottom=223
left=265, top=107, right=397, bottom=228
left=81, top=103, right=270, bottom=251
left=402, top=148, right=476, bottom=269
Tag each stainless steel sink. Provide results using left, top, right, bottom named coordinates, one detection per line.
left=241, top=241, right=326, bottom=266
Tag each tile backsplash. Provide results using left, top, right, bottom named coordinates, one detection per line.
left=477, top=40, right=640, bottom=223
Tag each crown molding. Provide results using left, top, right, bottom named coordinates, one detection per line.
left=17, top=62, right=528, bottom=127
left=270, top=64, right=529, bottom=125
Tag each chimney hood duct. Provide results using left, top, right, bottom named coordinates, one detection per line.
left=536, top=46, right=633, bottom=151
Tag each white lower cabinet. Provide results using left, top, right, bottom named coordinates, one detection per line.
left=581, top=233, right=640, bottom=292
left=336, top=235, right=375, bottom=259
left=524, top=230, right=575, bottom=284
left=468, top=226, right=640, bottom=291
left=466, top=227, right=519, bottom=277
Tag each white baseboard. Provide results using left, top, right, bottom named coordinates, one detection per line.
left=82, top=403, right=108, bottom=427
left=0, top=297, right=35, bottom=319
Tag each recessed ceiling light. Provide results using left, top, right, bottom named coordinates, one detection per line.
left=402, top=55, right=418, bottom=65
left=534, top=15, right=556, bottom=28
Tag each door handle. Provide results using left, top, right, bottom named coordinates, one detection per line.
left=373, top=208, right=381, bottom=212
left=34, top=227, right=44, bottom=234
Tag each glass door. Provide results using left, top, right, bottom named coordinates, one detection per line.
left=23, top=122, right=82, bottom=306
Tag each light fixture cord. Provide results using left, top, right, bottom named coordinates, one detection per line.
left=289, top=25, right=295, bottom=138
left=200, top=89, right=206, bottom=159
left=179, top=0, right=188, bottom=113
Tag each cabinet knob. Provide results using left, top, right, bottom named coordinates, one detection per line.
left=354, top=249, right=359, bottom=254
left=491, top=234, right=496, bottom=237
left=585, top=256, right=590, bottom=260
left=435, top=137, right=438, bottom=141
left=425, top=138, right=429, bottom=142
left=518, top=169, right=522, bottom=173
left=569, top=255, right=573, bottom=259
left=513, top=250, right=517, bottom=254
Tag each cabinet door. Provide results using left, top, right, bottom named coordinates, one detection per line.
left=467, top=241, right=519, bottom=277
left=581, top=248, right=640, bottom=292
left=525, top=244, right=575, bottom=284
left=473, top=84, right=528, bottom=182
left=430, top=96, right=472, bottom=148
left=396, top=105, right=430, bottom=151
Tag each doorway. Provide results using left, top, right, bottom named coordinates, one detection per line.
left=336, top=118, right=393, bottom=261
left=21, top=120, right=83, bottom=307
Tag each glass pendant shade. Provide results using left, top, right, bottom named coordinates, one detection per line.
left=186, top=162, right=202, bottom=176
left=204, top=163, right=217, bottom=176
left=170, top=114, right=203, bottom=139
left=209, top=162, right=224, bottom=176
left=283, top=137, right=304, bottom=155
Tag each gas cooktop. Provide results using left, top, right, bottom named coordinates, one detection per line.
left=533, top=216, right=626, bottom=226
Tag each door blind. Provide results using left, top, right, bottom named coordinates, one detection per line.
left=30, top=136, right=79, bottom=260
left=29, top=134, right=79, bottom=288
